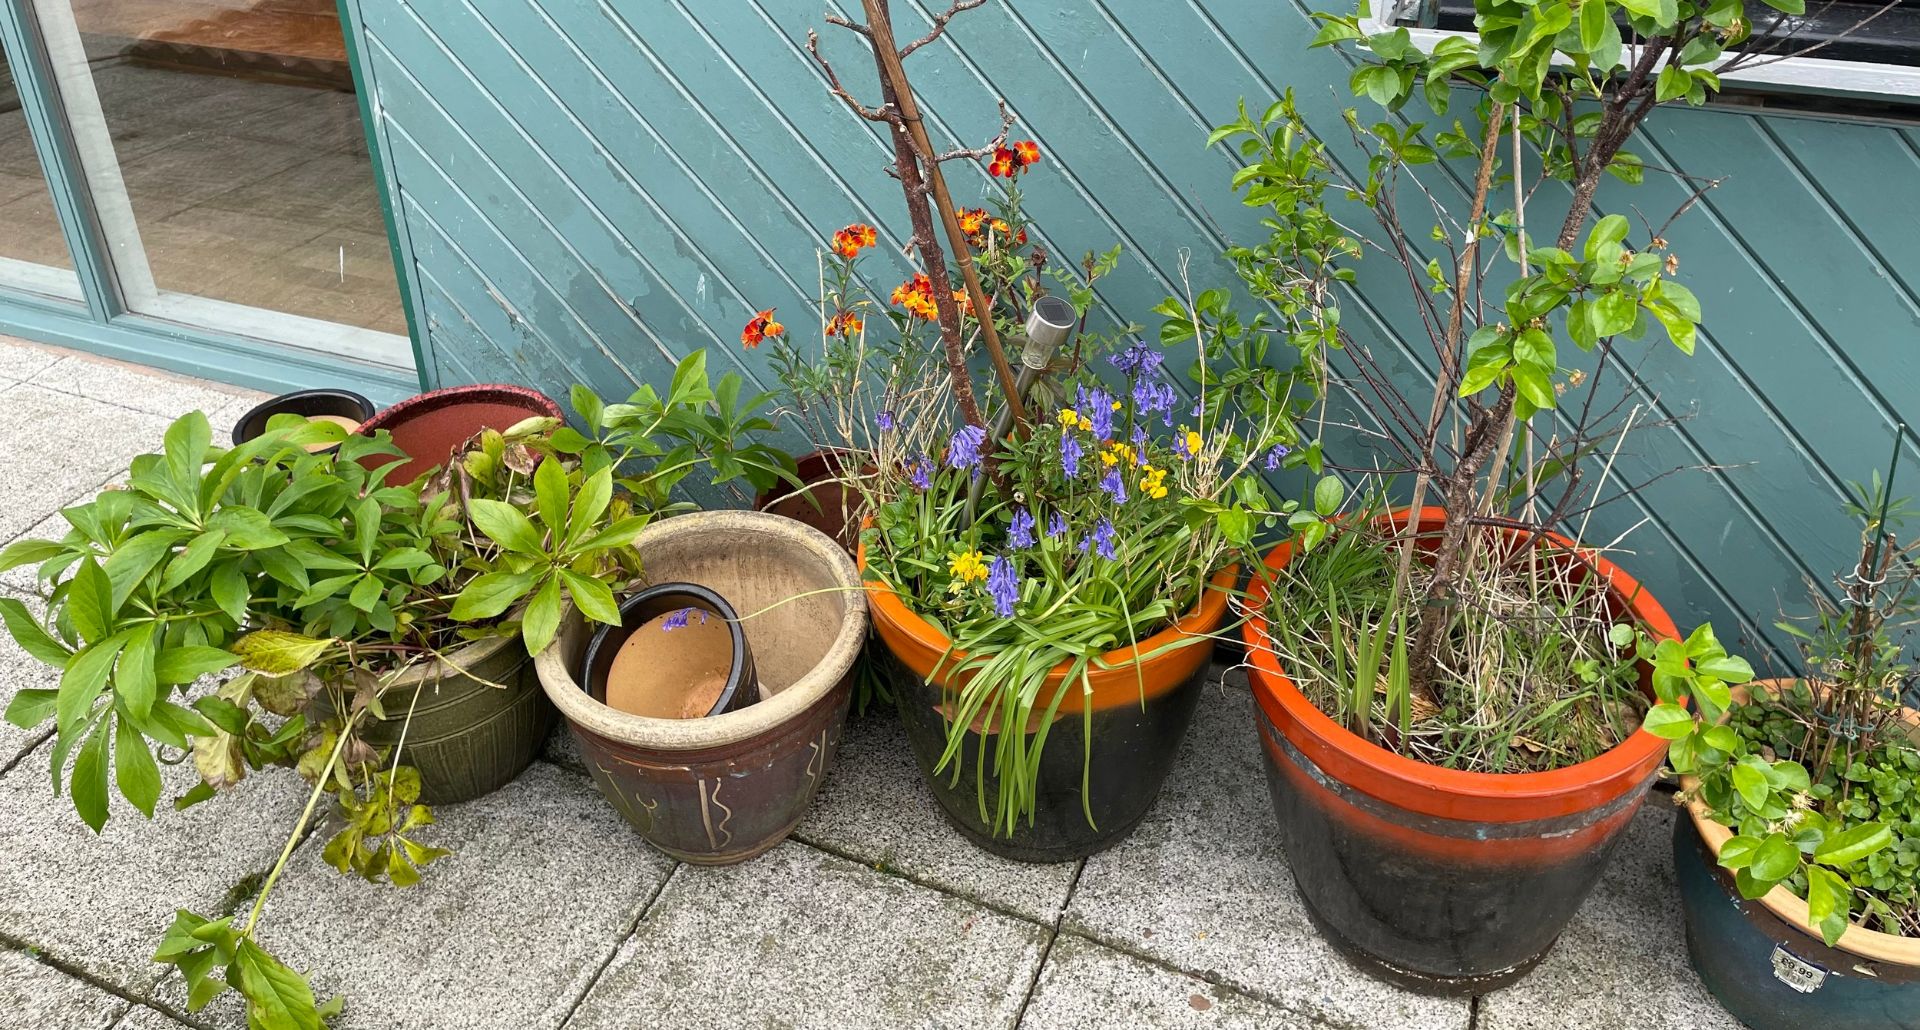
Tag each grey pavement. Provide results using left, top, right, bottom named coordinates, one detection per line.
left=0, top=336, right=1744, bottom=1029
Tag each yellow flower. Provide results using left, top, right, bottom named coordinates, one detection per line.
left=1058, top=408, right=1083, bottom=430
left=949, top=550, right=989, bottom=583
left=1184, top=430, right=1203, bottom=457
left=1139, top=465, right=1169, bottom=499
left=1101, top=442, right=1136, bottom=468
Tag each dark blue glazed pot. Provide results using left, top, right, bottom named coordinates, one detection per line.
left=1676, top=809, right=1920, bottom=1030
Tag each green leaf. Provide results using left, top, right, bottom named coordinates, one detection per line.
left=160, top=530, right=227, bottom=591
left=521, top=575, right=564, bottom=657
left=0, top=596, right=71, bottom=667
left=233, top=938, right=326, bottom=1030
left=533, top=454, right=568, bottom=536
left=569, top=516, right=650, bottom=553
left=68, top=558, right=116, bottom=645
left=1513, top=328, right=1557, bottom=370
left=163, top=412, right=213, bottom=514
left=1656, top=280, right=1701, bottom=321
left=1750, top=832, right=1801, bottom=884
left=58, top=633, right=128, bottom=735
left=116, top=623, right=158, bottom=720
left=206, top=507, right=287, bottom=550
left=5, top=688, right=58, bottom=730
left=1717, top=834, right=1762, bottom=870
left=103, top=531, right=183, bottom=610
left=71, top=715, right=112, bottom=832
left=1805, top=864, right=1849, bottom=944
left=1641, top=702, right=1693, bottom=739
left=466, top=499, right=545, bottom=556
left=559, top=569, right=620, bottom=626
left=1655, top=65, right=1689, bottom=103
left=450, top=571, right=539, bottom=622
left=1313, top=476, right=1345, bottom=517
left=1758, top=0, right=1805, bottom=13
left=566, top=468, right=614, bottom=546
left=1731, top=758, right=1771, bottom=810
left=1578, top=0, right=1609, bottom=51
left=1815, top=822, right=1893, bottom=866
left=667, top=349, right=714, bottom=407
left=231, top=630, right=335, bottom=675
left=113, top=712, right=160, bottom=817
left=1696, top=654, right=1752, bottom=683
left=0, top=537, right=66, bottom=573
left=1585, top=214, right=1630, bottom=261
left=1592, top=289, right=1637, bottom=337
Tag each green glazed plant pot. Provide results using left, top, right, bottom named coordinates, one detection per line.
left=332, top=631, right=552, bottom=805
left=535, top=511, right=868, bottom=864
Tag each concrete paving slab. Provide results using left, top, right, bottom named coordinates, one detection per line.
left=1478, top=801, right=1742, bottom=1030
left=568, top=840, right=1050, bottom=1030
left=0, top=590, right=59, bottom=767
left=29, top=354, right=262, bottom=422
left=111, top=1006, right=196, bottom=1030
left=0, top=730, right=308, bottom=994
left=1020, top=934, right=1325, bottom=1029
left=0, top=948, right=129, bottom=1030
left=0, top=382, right=172, bottom=543
left=158, top=762, right=673, bottom=1030
left=1063, top=674, right=1470, bottom=1030
left=793, top=708, right=1079, bottom=924
left=0, top=336, right=64, bottom=383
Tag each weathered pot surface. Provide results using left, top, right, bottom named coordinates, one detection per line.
left=863, top=541, right=1234, bottom=864
left=535, top=511, right=867, bottom=864
left=1244, top=507, right=1678, bottom=994
left=1677, top=679, right=1920, bottom=1029
left=355, top=383, right=562, bottom=486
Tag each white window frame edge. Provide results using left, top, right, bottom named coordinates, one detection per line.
left=1362, top=0, right=1920, bottom=103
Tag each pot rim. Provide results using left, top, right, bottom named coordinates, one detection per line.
left=857, top=523, right=1236, bottom=685
left=582, top=581, right=755, bottom=719
left=355, top=383, right=564, bottom=438
left=1682, top=677, right=1920, bottom=966
left=533, top=510, right=867, bottom=750
left=232, top=388, right=376, bottom=445
left=1243, top=506, right=1677, bottom=814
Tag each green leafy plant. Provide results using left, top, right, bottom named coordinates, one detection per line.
left=0, top=355, right=787, bottom=1028
left=1645, top=442, right=1920, bottom=944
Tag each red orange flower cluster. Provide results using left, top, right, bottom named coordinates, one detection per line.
left=891, top=273, right=939, bottom=321
left=831, top=223, right=878, bottom=259
left=988, top=140, right=1041, bottom=178
left=958, top=207, right=1026, bottom=249
left=740, top=308, right=783, bottom=349
left=825, top=310, right=864, bottom=337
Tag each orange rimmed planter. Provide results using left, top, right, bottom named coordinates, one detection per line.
left=863, top=533, right=1234, bottom=862
left=1243, top=507, right=1678, bottom=994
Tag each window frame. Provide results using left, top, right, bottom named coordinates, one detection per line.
left=1361, top=0, right=1920, bottom=105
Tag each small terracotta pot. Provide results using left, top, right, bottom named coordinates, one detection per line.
left=231, top=389, right=376, bottom=448
left=755, top=449, right=861, bottom=554
left=580, top=583, right=759, bottom=720
left=356, top=384, right=563, bottom=486
left=1677, top=680, right=1920, bottom=1029
left=1244, top=506, right=1677, bottom=994
left=535, top=511, right=867, bottom=864
left=863, top=531, right=1233, bottom=863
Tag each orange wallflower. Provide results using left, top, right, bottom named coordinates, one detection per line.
left=831, top=223, right=878, bottom=259
left=1013, top=140, right=1040, bottom=167
left=891, top=273, right=940, bottom=321
left=825, top=310, right=865, bottom=337
left=988, top=140, right=1041, bottom=178
left=741, top=308, right=783, bottom=348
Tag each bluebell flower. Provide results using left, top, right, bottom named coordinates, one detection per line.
left=1263, top=443, right=1291, bottom=471
left=1100, top=467, right=1127, bottom=504
left=874, top=410, right=896, bottom=432
left=986, top=555, right=1019, bottom=618
left=1110, top=339, right=1164, bottom=377
left=908, top=454, right=933, bottom=490
left=947, top=424, right=988, bottom=479
left=662, top=607, right=707, bottom=631
left=1131, top=424, right=1148, bottom=451
left=1008, top=507, right=1036, bottom=549
left=1079, top=385, right=1117, bottom=440
left=1046, top=511, right=1068, bottom=539
left=1060, top=433, right=1084, bottom=476
left=1079, top=518, right=1117, bottom=560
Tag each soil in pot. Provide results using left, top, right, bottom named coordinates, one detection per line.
left=356, top=384, right=563, bottom=486
left=867, top=559, right=1236, bottom=864
left=1245, top=507, right=1677, bottom=994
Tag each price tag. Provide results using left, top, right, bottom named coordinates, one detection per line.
left=1771, top=945, right=1828, bottom=994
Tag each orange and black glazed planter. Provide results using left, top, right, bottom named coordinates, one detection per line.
left=1243, top=508, right=1678, bottom=994
left=864, top=547, right=1235, bottom=863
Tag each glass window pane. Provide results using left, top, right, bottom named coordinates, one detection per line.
left=55, top=0, right=404, bottom=336
left=0, top=38, right=82, bottom=299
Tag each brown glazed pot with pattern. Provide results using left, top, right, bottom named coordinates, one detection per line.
left=534, top=510, right=867, bottom=864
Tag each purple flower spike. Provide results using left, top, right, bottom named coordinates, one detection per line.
left=1263, top=443, right=1291, bottom=471
left=1131, top=424, right=1148, bottom=452
left=1100, top=467, right=1127, bottom=504
left=908, top=454, right=934, bottom=490
left=987, top=555, right=1019, bottom=618
left=662, top=607, right=705, bottom=631
left=1060, top=434, right=1084, bottom=477
left=1046, top=511, right=1068, bottom=539
left=1091, top=518, right=1117, bottom=560
left=1078, top=385, right=1116, bottom=440
left=1110, top=340, right=1164, bottom=377
left=1009, top=507, right=1036, bottom=549
left=874, top=410, right=896, bottom=432
left=947, top=424, right=989, bottom=479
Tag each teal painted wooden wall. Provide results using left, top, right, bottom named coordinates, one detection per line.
left=344, top=0, right=1920, bottom=663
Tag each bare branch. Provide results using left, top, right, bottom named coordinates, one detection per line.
left=899, top=0, right=987, bottom=59
left=807, top=29, right=892, bottom=123
left=934, top=100, right=1016, bottom=162
left=823, top=12, right=873, bottom=37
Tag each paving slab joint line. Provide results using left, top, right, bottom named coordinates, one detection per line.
left=1050, top=922, right=1391, bottom=1030
left=784, top=830, right=1060, bottom=930
left=0, top=933, right=213, bottom=1030
left=1467, top=993, right=1482, bottom=1030
left=555, top=860, right=682, bottom=1030
left=1010, top=858, right=1083, bottom=1028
